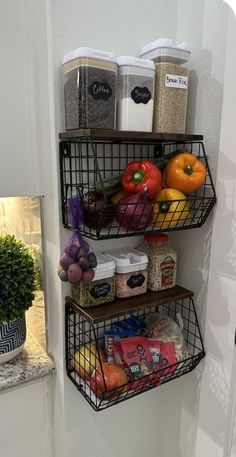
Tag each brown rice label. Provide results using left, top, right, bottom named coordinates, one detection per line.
left=160, top=256, right=176, bottom=287
left=165, top=74, right=188, bottom=89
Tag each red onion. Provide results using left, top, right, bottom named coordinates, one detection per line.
left=83, top=192, right=114, bottom=229
left=116, top=190, right=153, bottom=231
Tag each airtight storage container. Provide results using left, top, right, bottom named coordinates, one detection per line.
left=140, top=39, right=191, bottom=134
left=104, top=248, right=148, bottom=299
left=137, top=234, right=177, bottom=291
left=63, top=47, right=117, bottom=130
left=116, top=56, right=155, bottom=132
left=71, top=254, right=115, bottom=307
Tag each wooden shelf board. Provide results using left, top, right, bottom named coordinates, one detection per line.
left=66, top=285, right=193, bottom=324
left=59, top=129, right=203, bottom=143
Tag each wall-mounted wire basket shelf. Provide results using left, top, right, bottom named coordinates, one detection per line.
left=65, top=285, right=205, bottom=412
left=59, top=130, right=216, bottom=240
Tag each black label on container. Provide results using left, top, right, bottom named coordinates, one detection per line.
left=131, top=86, right=151, bottom=104
left=127, top=273, right=145, bottom=289
left=89, top=81, right=112, bottom=100
left=90, top=282, right=111, bottom=299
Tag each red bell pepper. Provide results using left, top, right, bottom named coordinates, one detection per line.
left=122, top=160, right=162, bottom=199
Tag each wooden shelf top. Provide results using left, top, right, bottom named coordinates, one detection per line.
left=59, top=129, right=203, bottom=143
left=66, top=285, right=193, bottom=324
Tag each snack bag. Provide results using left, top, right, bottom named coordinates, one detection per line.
left=104, top=332, right=122, bottom=364
left=120, top=336, right=153, bottom=379
left=147, top=338, right=176, bottom=383
left=145, top=313, right=187, bottom=362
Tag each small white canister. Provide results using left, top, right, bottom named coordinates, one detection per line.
left=104, top=248, right=148, bottom=298
left=116, top=56, right=155, bottom=132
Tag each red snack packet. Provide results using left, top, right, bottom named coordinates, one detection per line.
left=120, top=336, right=153, bottom=378
left=147, top=339, right=176, bottom=385
left=159, top=341, right=176, bottom=376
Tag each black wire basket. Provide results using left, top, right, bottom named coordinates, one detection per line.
left=59, top=137, right=216, bottom=240
left=65, top=287, right=205, bottom=411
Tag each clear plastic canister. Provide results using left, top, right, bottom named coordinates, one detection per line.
left=104, top=248, right=148, bottom=298
left=63, top=47, right=117, bottom=130
left=116, top=56, right=155, bottom=132
left=137, top=234, right=177, bottom=291
left=71, top=254, right=116, bottom=307
left=141, top=39, right=191, bottom=134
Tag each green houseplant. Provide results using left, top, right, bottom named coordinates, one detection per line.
left=0, top=235, right=36, bottom=363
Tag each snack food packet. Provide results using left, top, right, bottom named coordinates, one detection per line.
left=147, top=338, right=176, bottom=383
left=145, top=313, right=187, bottom=362
left=120, top=336, right=153, bottom=378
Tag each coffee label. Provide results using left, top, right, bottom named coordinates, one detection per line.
left=165, top=74, right=188, bottom=89
left=127, top=273, right=145, bottom=289
left=90, top=282, right=111, bottom=299
left=89, top=81, right=112, bottom=100
left=131, top=86, right=151, bottom=104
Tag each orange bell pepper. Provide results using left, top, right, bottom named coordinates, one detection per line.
left=152, top=188, right=190, bottom=229
left=165, top=152, right=206, bottom=193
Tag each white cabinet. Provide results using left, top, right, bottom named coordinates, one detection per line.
left=0, top=378, right=53, bottom=457
left=0, top=0, right=40, bottom=197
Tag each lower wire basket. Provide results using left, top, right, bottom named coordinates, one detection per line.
left=65, top=287, right=205, bottom=411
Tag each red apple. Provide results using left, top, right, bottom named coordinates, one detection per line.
left=90, top=362, right=128, bottom=399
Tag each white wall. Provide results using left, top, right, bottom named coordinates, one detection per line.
left=0, top=1, right=233, bottom=457
left=47, top=1, right=231, bottom=457
left=195, top=6, right=236, bottom=456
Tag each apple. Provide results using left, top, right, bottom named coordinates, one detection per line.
left=90, top=362, right=128, bottom=399
left=71, top=343, right=106, bottom=380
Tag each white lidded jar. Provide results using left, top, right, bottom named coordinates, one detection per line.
left=104, top=248, right=148, bottom=298
left=71, top=254, right=116, bottom=307
left=63, top=47, right=117, bottom=130
left=116, top=56, right=155, bottom=132
left=140, top=39, right=191, bottom=134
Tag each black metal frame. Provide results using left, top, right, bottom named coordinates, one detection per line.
left=65, top=296, right=205, bottom=412
left=59, top=138, right=216, bottom=239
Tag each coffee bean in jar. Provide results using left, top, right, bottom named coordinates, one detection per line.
left=137, top=234, right=177, bottom=291
left=63, top=47, right=117, bottom=130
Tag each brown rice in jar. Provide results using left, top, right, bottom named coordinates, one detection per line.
left=137, top=234, right=177, bottom=291
left=104, top=248, right=148, bottom=298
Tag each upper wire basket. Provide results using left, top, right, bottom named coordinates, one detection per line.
left=59, top=137, right=216, bottom=240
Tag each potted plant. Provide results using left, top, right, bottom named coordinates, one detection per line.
left=0, top=235, right=36, bottom=364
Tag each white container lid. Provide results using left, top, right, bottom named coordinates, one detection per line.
left=117, top=56, right=155, bottom=71
left=104, top=248, right=148, bottom=274
left=63, top=47, right=116, bottom=66
left=93, top=254, right=116, bottom=281
left=140, top=38, right=191, bottom=64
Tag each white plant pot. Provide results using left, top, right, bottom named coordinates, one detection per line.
left=0, top=314, right=26, bottom=364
